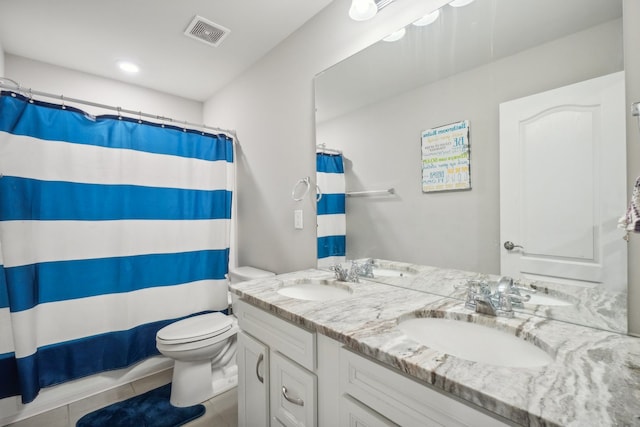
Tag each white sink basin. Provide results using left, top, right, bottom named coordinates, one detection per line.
left=525, top=293, right=572, bottom=307
left=398, top=318, right=552, bottom=368
left=277, top=279, right=352, bottom=301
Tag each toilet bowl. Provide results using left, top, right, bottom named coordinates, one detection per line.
left=156, top=266, right=274, bottom=407
left=156, top=312, right=239, bottom=407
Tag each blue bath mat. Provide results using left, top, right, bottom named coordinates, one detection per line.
left=76, top=383, right=205, bottom=427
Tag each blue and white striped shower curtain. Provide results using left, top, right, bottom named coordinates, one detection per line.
left=316, top=152, right=346, bottom=268
left=0, top=92, right=234, bottom=403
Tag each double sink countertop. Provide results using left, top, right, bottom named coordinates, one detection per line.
left=229, top=266, right=640, bottom=426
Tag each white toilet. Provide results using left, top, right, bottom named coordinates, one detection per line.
left=155, top=266, right=274, bottom=407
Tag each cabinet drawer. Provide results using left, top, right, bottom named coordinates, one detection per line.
left=235, top=299, right=316, bottom=371
left=340, top=348, right=511, bottom=427
left=271, top=351, right=317, bottom=427
left=340, top=394, right=398, bottom=427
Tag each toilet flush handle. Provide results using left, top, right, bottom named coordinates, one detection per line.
left=256, top=353, right=264, bottom=383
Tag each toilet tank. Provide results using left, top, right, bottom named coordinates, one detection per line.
left=228, top=266, right=275, bottom=284
left=227, top=267, right=275, bottom=313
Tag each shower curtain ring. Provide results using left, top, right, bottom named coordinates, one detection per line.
left=60, top=94, right=66, bottom=110
left=316, top=185, right=323, bottom=202
left=138, top=111, right=142, bottom=124
left=117, top=107, right=122, bottom=120
left=28, top=88, right=34, bottom=103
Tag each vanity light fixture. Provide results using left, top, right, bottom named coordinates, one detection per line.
left=449, top=0, right=475, bottom=7
left=412, top=9, right=440, bottom=26
left=117, top=61, right=140, bottom=74
left=349, top=0, right=377, bottom=21
left=383, top=27, right=406, bottom=42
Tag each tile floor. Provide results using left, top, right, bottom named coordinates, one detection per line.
left=6, top=370, right=238, bottom=427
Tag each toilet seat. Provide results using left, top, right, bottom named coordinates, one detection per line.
left=156, top=312, right=233, bottom=345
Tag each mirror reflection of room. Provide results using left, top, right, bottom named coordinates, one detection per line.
left=315, top=0, right=626, bottom=332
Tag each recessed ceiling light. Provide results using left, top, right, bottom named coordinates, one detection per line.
left=449, top=0, right=475, bottom=7
left=118, top=61, right=140, bottom=74
left=413, top=9, right=440, bottom=26
left=383, top=27, right=406, bottom=42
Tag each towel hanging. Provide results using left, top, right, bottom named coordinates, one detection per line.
left=618, top=176, right=640, bottom=239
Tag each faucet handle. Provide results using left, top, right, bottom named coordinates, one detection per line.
left=458, top=279, right=490, bottom=310
left=330, top=264, right=348, bottom=281
left=357, top=259, right=375, bottom=278
left=508, top=293, right=531, bottom=303
left=496, top=276, right=514, bottom=292
left=512, top=279, right=536, bottom=294
left=347, top=261, right=361, bottom=283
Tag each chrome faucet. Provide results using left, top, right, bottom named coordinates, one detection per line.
left=356, top=258, right=375, bottom=278
left=330, top=261, right=361, bottom=282
left=459, top=279, right=491, bottom=310
left=496, top=276, right=533, bottom=309
left=459, top=276, right=532, bottom=318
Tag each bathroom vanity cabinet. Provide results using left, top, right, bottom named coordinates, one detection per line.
left=231, top=269, right=640, bottom=426
left=235, top=299, right=340, bottom=427
left=235, top=299, right=511, bottom=427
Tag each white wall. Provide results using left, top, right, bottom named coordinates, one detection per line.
left=0, top=41, right=5, bottom=77
left=203, top=0, right=449, bottom=274
left=5, top=55, right=202, bottom=123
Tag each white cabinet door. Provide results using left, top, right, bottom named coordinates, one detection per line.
left=238, top=331, right=270, bottom=427
left=270, top=351, right=317, bottom=427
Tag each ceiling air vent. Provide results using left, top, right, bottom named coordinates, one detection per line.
left=184, top=15, right=230, bottom=47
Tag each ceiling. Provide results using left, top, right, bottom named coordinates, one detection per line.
left=0, top=0, right=334, bottom=102
left=315, top=0, right=623, bottom=123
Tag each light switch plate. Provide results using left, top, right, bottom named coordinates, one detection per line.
left=294, top=209, right=303, bottom=229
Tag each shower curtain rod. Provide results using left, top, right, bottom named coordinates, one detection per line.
left=316, top=143, right=342, bottom=155
left=0, top=77, right=237, bottom=140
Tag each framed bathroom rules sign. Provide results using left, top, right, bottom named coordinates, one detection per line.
left=421, top=120, right=471, bottom=192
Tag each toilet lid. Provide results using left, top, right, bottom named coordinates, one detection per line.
left=156, top=312, right=233, bottom=344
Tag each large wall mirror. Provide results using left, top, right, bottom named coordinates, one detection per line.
left=314, top=0, right=627, bottom=333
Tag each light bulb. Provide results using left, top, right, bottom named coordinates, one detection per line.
left=383, top=27, right=406, bottom=42
left=349, top=0, right=377, bottom=21
left=118, top=61, right=139, bottom=74
left=449, top=0, right=475, bottom=7
left=412, top=9, right=440, bottom=26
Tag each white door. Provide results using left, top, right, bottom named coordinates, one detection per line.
left=499, top=71, right=627, bottom=292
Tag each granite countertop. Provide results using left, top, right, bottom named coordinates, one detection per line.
left=350, top=259, right=628, bottom=334
left=229, top=268, right=640, bottom=427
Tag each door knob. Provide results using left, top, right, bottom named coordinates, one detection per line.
left=504, top=241, right=524, bottom=251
